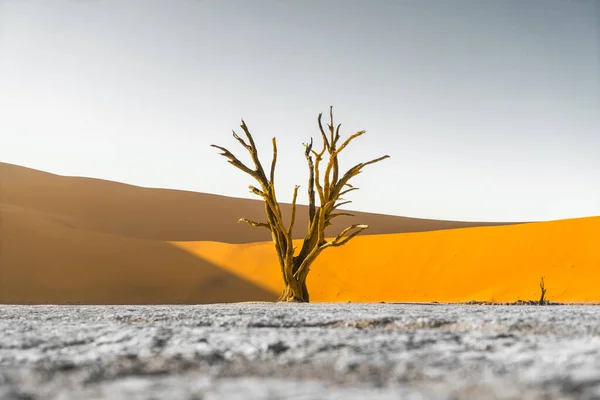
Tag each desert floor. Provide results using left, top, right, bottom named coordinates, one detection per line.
left=2, top=303, right=600, bottom=400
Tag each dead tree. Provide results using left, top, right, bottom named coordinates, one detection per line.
left=211, top=107, right=389, bottom=302
left=539, top=276, right=547, bottom=305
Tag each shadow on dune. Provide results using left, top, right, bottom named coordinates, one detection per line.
left=0, top=204, right=276, bottom=304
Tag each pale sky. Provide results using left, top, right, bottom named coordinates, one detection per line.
left=1, top=0, right=599, bottom=222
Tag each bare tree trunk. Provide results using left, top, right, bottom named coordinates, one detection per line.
left=278, top=278, right=310, bottom=302
left=279, top=283, right=304, bottom=302
left=278, top=258, right=311, bottom=302
left=301, top=280, right=310, bottom=302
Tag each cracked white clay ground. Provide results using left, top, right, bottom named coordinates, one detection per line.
left=1, top=304, right=600, bottom=399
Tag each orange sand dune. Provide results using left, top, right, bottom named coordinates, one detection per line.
left=0, top=162, right=510, bottom=304
left=2, top=162, right=594, bottom=304
left=174, top=216, right=600, bottom=303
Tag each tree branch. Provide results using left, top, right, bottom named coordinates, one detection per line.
left=332, top=155, right=390, bottom=199
left=304, top=139, right=316, bottom=224
left=232, top=131, right=251, bottom=151
left=313, top=153, right=325, bottom=205
left=210, top=145, right=256, bottom=177
left=239, top=120, right=268, bottom=183
left=238, top=218, right=270, bottom=229
left=332, top=123, right=341, bottom=184
left=288, top=185, right=300, bottom=235
left=270, top=137, right=277, bottom=184
left=334, top=123, right=341, bottom=146
left=332, top=200, right=352, bottom=210
left=248, top=185, right=266, bottom=198
left=327, top=212, right=355, bottom=221
left=317, top=113, right=331, bottom=152
left=339, top=187, right=359, bottom=196
left=332, top=130, right=366, bottom=158
left=324, top=224, right=369, bottom=248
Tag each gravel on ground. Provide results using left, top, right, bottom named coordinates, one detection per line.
left=1, top=303, right=600, bottom=399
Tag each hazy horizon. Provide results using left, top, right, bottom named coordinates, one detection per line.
left=1, top=0, right=599, bottom=222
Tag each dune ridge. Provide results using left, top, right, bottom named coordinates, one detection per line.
left=0, top=162, right=516, bottom=243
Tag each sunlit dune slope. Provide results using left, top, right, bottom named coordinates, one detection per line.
left=0, top=162, right=514, bottom=243
left=0, top=203, right=276, bottom=304
left=174, top=216, right=600, bottom=303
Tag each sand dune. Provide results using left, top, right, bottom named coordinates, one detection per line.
left=0, top=162, right=508, bottom=303
left=174, top=216, right=600, bottom=303
left=2, top=162, right=595, bottom=304
left=0, top=162, right=513, bottom=243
